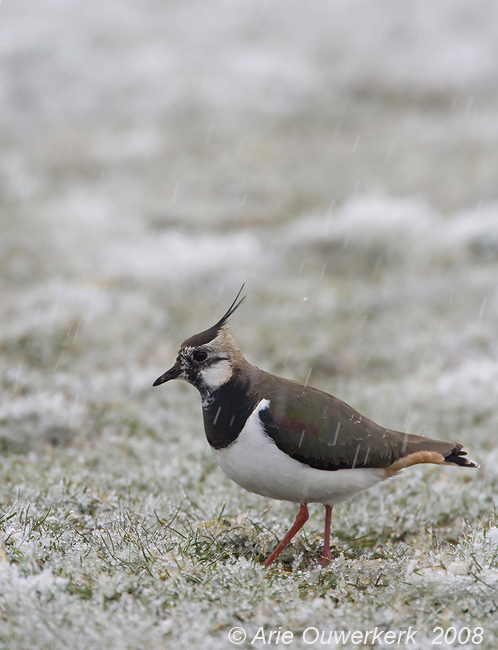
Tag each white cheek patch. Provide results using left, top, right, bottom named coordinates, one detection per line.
left=200, top=360, right=233, bottom=389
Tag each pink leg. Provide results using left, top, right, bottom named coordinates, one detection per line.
left=320, top=505, right=334, bottom=566
left=263, top=503, right=309, bottom=567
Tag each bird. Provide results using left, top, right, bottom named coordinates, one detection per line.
left=153, top=287, right=479, bottom=567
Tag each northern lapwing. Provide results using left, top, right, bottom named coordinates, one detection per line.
left=153, top=288, right=479, bottom=567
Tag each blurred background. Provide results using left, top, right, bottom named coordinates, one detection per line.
left=2, top=0, right=498, bottom=469
left=2, top=1, right=498, bottom=646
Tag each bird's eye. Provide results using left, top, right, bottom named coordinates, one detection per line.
left=192, top=349, right=208, bottom=362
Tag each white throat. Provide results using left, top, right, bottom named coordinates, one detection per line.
left=199, top=360, right=233, bottom=390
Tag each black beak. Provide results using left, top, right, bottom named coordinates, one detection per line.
left=152, top=362, right=182, bottom=386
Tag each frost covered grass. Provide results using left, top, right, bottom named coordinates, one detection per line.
left=2, top=208, right=498, bottom=649
left=3, top=0, right=498, bottom=648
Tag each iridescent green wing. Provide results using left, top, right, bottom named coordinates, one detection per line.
left=257, top=378, right=398, bottom=471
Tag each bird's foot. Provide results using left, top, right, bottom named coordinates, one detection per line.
left=318, top=548, right=334, bottom=567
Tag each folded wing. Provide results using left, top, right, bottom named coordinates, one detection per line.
left=257, top=380, right=477, bottom=471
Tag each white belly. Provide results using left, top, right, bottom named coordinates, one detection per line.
left=213, top=399, right=388, bottom=506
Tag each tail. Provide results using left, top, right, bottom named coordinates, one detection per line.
left=386, top=432, right=479, bottom=474
left=443, top=442, right=479, bottom=468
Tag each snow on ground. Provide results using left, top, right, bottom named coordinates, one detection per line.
left=1, top=0, right=498, bottom=648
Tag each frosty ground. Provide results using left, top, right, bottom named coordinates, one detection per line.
left=2, top=1, right=498, bottom=649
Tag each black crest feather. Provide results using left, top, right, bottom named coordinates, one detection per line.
left=213, top=284, right=246, bottom=330
left=181, top=284, right=246, bottom=348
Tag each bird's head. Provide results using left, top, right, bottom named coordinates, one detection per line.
left=153, top=286, right=246, bottom=395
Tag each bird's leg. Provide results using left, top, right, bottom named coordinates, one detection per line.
left=263, top=503, right=309, bottom=567
left=320, top=504, right=334, bottom=565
